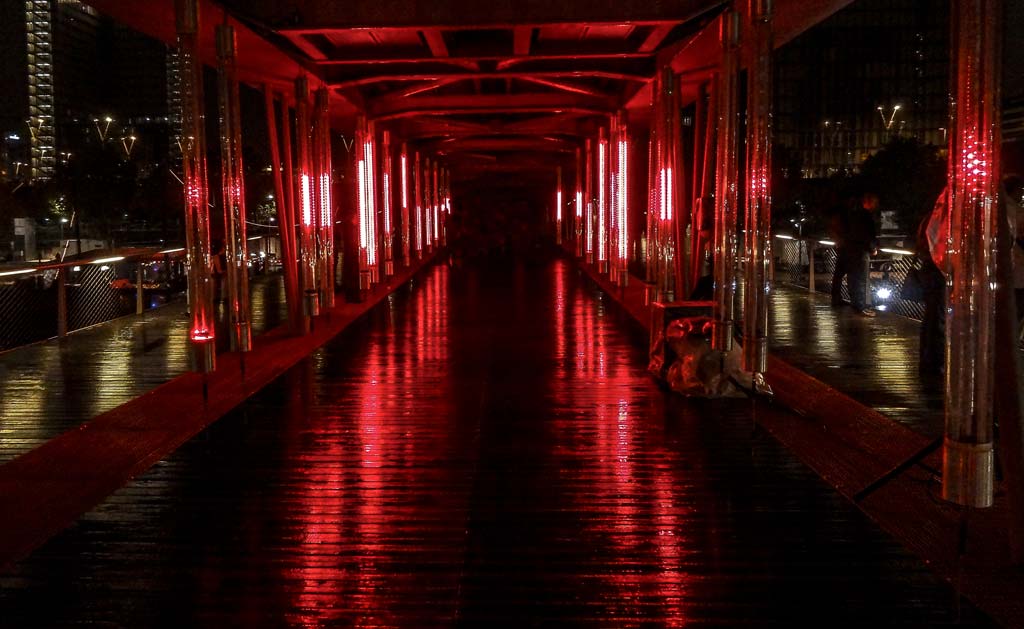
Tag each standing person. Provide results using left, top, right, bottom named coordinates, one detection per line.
left=916, top=190, right=946, bottom=376
left=210, top=239, right=227, bottom=304
left=831, top=192, right=880, bottom=316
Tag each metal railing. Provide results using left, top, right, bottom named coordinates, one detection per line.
left=0, top=248, right=189, bottom=351
left=773, top=235, right=924, bottom=320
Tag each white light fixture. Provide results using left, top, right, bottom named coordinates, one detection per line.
left=91, top=256, right=125, bottom=264
left=0, top=268, right=37, bottom=277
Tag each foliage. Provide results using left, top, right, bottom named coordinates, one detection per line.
left=857, top=136, right=946, bottom=233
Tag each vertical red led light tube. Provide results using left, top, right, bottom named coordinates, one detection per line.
left=432, top=160, right=440, bottom=247
left=414, top=151, right=423, bottom=258
left=381, top=130, right=394, bottom=276
left=216, top=24, right=251, bottom=353
left=175, top=0, right=215, bottom=372
left=712, top=11, right=741, bottom=352
left=314, top=88, right=335, bottom=309
left=575, top=148, right=584, bottom=258
left=585, top=138, right=594, bottom=263
left=363, top=121, right=379, bottom=284
left=443, top=167, right=451, bottom=245
left=356, top=122, right=371, bottom=290
left=659, top=69, right=678, bottom=301
left=295, top=77, right=319, bottom=317
left=424, top=157, right=433, bottom=253
left=742, top=0, right=773, bottom=379
left=400, top=143, right=411, bottom=266
left=609, top=118, right=619, bottom=283
left=942, top=0, right=1001, bottom=508
left=597, top=127, right=609, bottom=273
left=646, top=93, right=659, bottom=286
left=616, top=113, right=630, bottom=287
left=556, top=165, right=563, bottom=246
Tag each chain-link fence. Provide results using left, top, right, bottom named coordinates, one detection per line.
left=774, top=235, right=924, bottom=320
left=0, top=249, right=189, bottom=352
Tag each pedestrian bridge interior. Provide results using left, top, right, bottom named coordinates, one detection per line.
left=0, top=0, right=1020, bottom=626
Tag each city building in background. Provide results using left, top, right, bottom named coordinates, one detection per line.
left=1, top=0, right=175, bottom=183
left=774, top=0, right=949, bottom=179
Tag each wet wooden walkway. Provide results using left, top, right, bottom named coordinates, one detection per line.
left=0, top=256, right=993, bottom=626
left=0, top=273, right=287, bottom=463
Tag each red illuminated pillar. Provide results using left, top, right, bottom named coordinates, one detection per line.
left=175, top=0, right=215, bottom=372
left=414, top=151, right=423, bottom=258
left=400, top=143, right=411, bottom=266
left=556, top=165, right=563, bottom=246
left=442, top=167, right=451, bottom=246
left=575, top=148, right=584, bottom=258
left=356, top=117, right=378, bottom=290
left=295, top=77, right=319, bottom=317
left=609, top=119, right=619, bottom=283
left=597, top=127, right=609, bottom=273
left=942, top=0, right=1001, bottom=508
left=432, top=160, right=440, bottom=248
left=712, top=11, right=741, bottom=352
left=314, top=88, right=335, bottom=309
left=742, top=0, right=773, bottom=381
left=424, top=157, right=434, bottom=253
left=585, top=138, right=594, bottom=264
left=646, top=107, right=658, bottom=286
left=615, top=112, right=630, bottom=288
left=381, top=130, right=395, bottom=276
left=216, top=24, right=251, bottom=353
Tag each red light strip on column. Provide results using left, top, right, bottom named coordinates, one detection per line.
left=618, top=137, right=629, bottom=264
left=301, top=174, right=313, bottom=226
left=598, top=137, right=607, bottom=262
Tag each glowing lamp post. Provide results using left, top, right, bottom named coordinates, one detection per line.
left=216, top=23, right=251, bottom=353
left=432, top=160, right=440, bottom=247
left=942, top=0, right=1001, bottom=508
left=175, top=0, right=215, bottom=373
left=742, top=0, right=773, bottom=380
left=712, top=10, right=741, bottom=352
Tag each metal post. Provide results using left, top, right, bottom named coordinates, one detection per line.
left=381, top=130, right=395, bottom=276
left=135, top=261, right=144, bottom=315
left=313, top=87, right=335, bottom=309
left=597, top=127, right=609, bottom=273
left=808, top=241, right=815, bottom=292
left=295, top=77, right=319, bottom=318
left=742, top=0, right=773, bottom=376
left=56, top=266, right=67, bottom=337
left=585, top=138, right=594, bottom=263
left=712, top=10, right=741, bottom=353
left=414, top=151, right=423, bottom=259
left=400, top=143, right=411, bottom=266
left=263, top=86, right=302, bottom=334
left=217, top=24, right=251, bottom=352
left=175, top=0, right=215, bottom=373
left=942, top=0, right=1001, bottom=508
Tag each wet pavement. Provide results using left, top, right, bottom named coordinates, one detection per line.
left=0, top=273, right=286, bottom=463
left=0, top=255, right=993, bottom=627
left=769, top=284, right=944, bottom=438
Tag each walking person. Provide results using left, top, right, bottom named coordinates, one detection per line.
left=831, top=191, right=880, bottom=317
